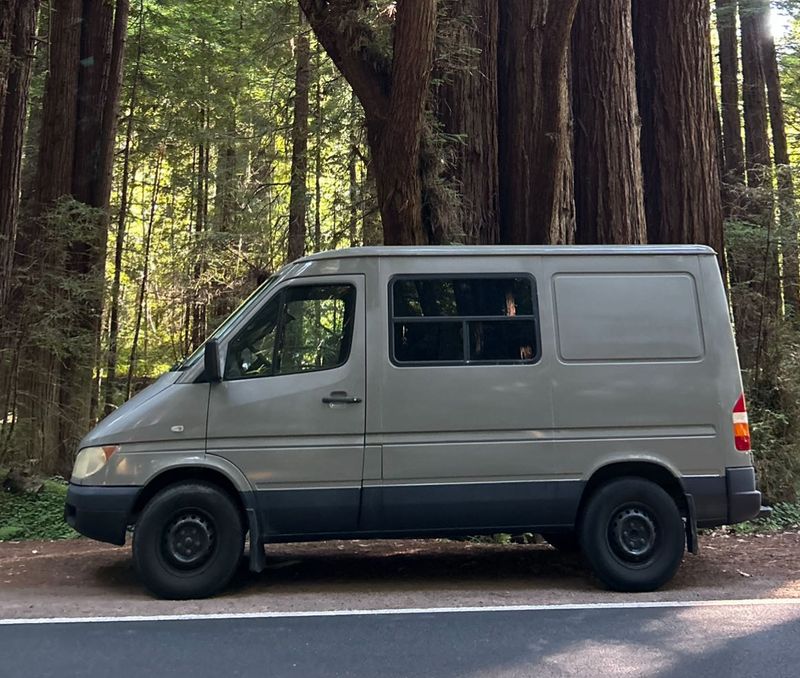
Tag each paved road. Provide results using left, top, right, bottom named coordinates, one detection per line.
left=3, top=601, right=800, bottom=678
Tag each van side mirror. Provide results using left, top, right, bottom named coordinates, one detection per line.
left=204, top=339, right=222, bottom=383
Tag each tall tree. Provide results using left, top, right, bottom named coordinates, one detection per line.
left=498, top=0, right=578, bottom=246
left=716, top=0, right=746, bottom=198
left=0, top=0, right=39, bottom=308
left=632, top=0, right=724, bottom=256
left=104, top=0, right=144, bottom=415
left=571, top=0, right=646, bottom=245
left=13, top=0, right=129, bottom=473
left=299, top=0, right=437, bottom=245
left=190, top=112, right=210, bottom=350
left=740, top=0, right=773, bottom=189
left=735, top=0, right=780, bottom=385
left=436, top=0, right=499, bottom=245
left=287, top=17, right=310, bottom=261
left=758, top=0, right=798, bottom=317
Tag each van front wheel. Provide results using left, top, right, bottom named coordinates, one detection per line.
left=133, top=482, right=244, bottom=599
left=579, top=477, right=684, bottom=592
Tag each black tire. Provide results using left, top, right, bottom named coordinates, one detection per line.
left=540, top=532, right=580, bottom=553
left=579, top=477, right=685, bottom=592
left=132, top=482, right=244, bottom=599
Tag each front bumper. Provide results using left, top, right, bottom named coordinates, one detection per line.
left=64, top=484, right=139, bottom=545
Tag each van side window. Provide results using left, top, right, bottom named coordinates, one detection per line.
left=225, top=284, right=355, bottom=380
left=391, top=276, right=538, bottom=365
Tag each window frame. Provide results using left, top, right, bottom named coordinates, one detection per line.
left=388, top=272, right=542, bottom=367
left=223, top=282, right=357, bottom=381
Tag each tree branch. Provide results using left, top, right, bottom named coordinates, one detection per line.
left=298, top=0, right=391, bottom=122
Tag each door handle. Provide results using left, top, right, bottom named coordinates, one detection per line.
left=322, top=391, right=362, bottom=404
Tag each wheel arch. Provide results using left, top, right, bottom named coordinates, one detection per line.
left=577, top=461, right=689, bottom=526
left=130, top=463, right=254, bottom=527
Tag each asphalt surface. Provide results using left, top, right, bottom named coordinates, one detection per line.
left=3, top=601, right=800, bottom=678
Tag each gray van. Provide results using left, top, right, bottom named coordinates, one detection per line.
left=65, top=246, right=768, bottom=599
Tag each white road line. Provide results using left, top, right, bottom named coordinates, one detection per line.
left=3, top=598, right=800, bottom=626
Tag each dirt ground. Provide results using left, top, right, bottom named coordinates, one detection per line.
left=1, top=532, right=800, bottom=619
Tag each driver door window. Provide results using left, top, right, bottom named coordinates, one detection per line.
left=225, top=284, right=355, bottom=380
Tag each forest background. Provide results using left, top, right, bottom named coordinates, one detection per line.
left=1, top=0, right=800, bottom=504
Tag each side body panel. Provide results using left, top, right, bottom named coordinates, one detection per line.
left=206, top=273, right=368, bottom=536
left=362, top=255, right=569, bottom=532
left=545, top=254, right=740, bottom=526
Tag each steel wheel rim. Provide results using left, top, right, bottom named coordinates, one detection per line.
left=608, top=505, right=658, bottom=564
left=161, top=510, right=216, bottom=570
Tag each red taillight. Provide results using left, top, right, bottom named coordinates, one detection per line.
left=733, top=393, right=751, bottom=452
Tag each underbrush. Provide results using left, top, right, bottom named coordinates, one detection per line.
left=722, top=501, right=800, bottom=535
left=0, top=479, right=77, bottom=541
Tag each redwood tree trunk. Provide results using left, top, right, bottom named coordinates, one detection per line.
left=498, top=0, right=578, bottom=245
left=13, top=0, right=82, bottom=472
left=59, top=0, right=128, bottom=463
left=0, top=0, right=20, bottom=134
left=0, top=0, right=39, bottom=308
left=571, top=0, right=646, bottom=245
left=436, top=0, right=499, bottom=245
left=287, top=19, right=310, bottom=262
left=716, top=0, right=746, bottom=196
left=740, top=0, right=772, bottom=186
left=372, top=0, right=436, bottom=245
left=300, top=0, right=437, bottom=246
left=733, top=0, right=780, bottom=386
left=12, top=0, right=127, bottom=473
left=632, top=0, right=724, bottom=256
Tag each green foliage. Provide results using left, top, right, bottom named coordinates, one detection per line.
left=745, top=320, right=800, bottom=503
left=0, top=480, right=78, bottom=541
left=727, top=500, right=800, bottom=534
left=101, top=0, right=373, bottom=393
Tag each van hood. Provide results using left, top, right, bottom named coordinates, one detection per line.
left=78, top=371, right=181, bottom=449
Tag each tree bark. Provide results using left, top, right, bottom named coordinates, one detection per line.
left=190, top=116, right=209, bottom=351
left=632, top=0, right=724, bottom=257
left=287, top=19, right=310, bottom=262
left=0, top=0, right=39, bottom=308
left=372, top=0, right=437, bottom=245
left=362, top=146, right=382, bottom=246
left=436, top=0, right=499, bottom=245
left=347, top=93, right=358, bottom=248
left=300, top=0, right=437, bottom=245
left=315, top=51, right=324, bottom=252
left=571, top=0, right=645, bottom=245
left=0, top=0, right=20, bottom=135
left=9, top=0, right=127, bottom=472
left=498, top=0, right=578, bottom=245
left=12, top=0, right=82, bottom=472
left=58, top=0, right=128, bottom=466
left=739, top=1, right=772, bottom=184
left=716, top=0, right=746, bottom=197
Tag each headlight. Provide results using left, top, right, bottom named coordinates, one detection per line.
left=72, top=445, right=119, bottom=480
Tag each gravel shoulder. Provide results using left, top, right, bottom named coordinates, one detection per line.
left=1, top=532, right=799, bottom=619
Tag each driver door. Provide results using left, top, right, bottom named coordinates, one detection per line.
left=207, top=275, right=366, bottom=537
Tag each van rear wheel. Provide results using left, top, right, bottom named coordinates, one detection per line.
left=579, top=477, right=684, bottom=592
left=132, top=482, right=244, bottom=599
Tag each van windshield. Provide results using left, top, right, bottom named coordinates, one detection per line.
left=173, top=273, right=280, bottom=371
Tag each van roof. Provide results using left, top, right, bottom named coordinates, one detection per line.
left=298, top=244, right=716, bottom=262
